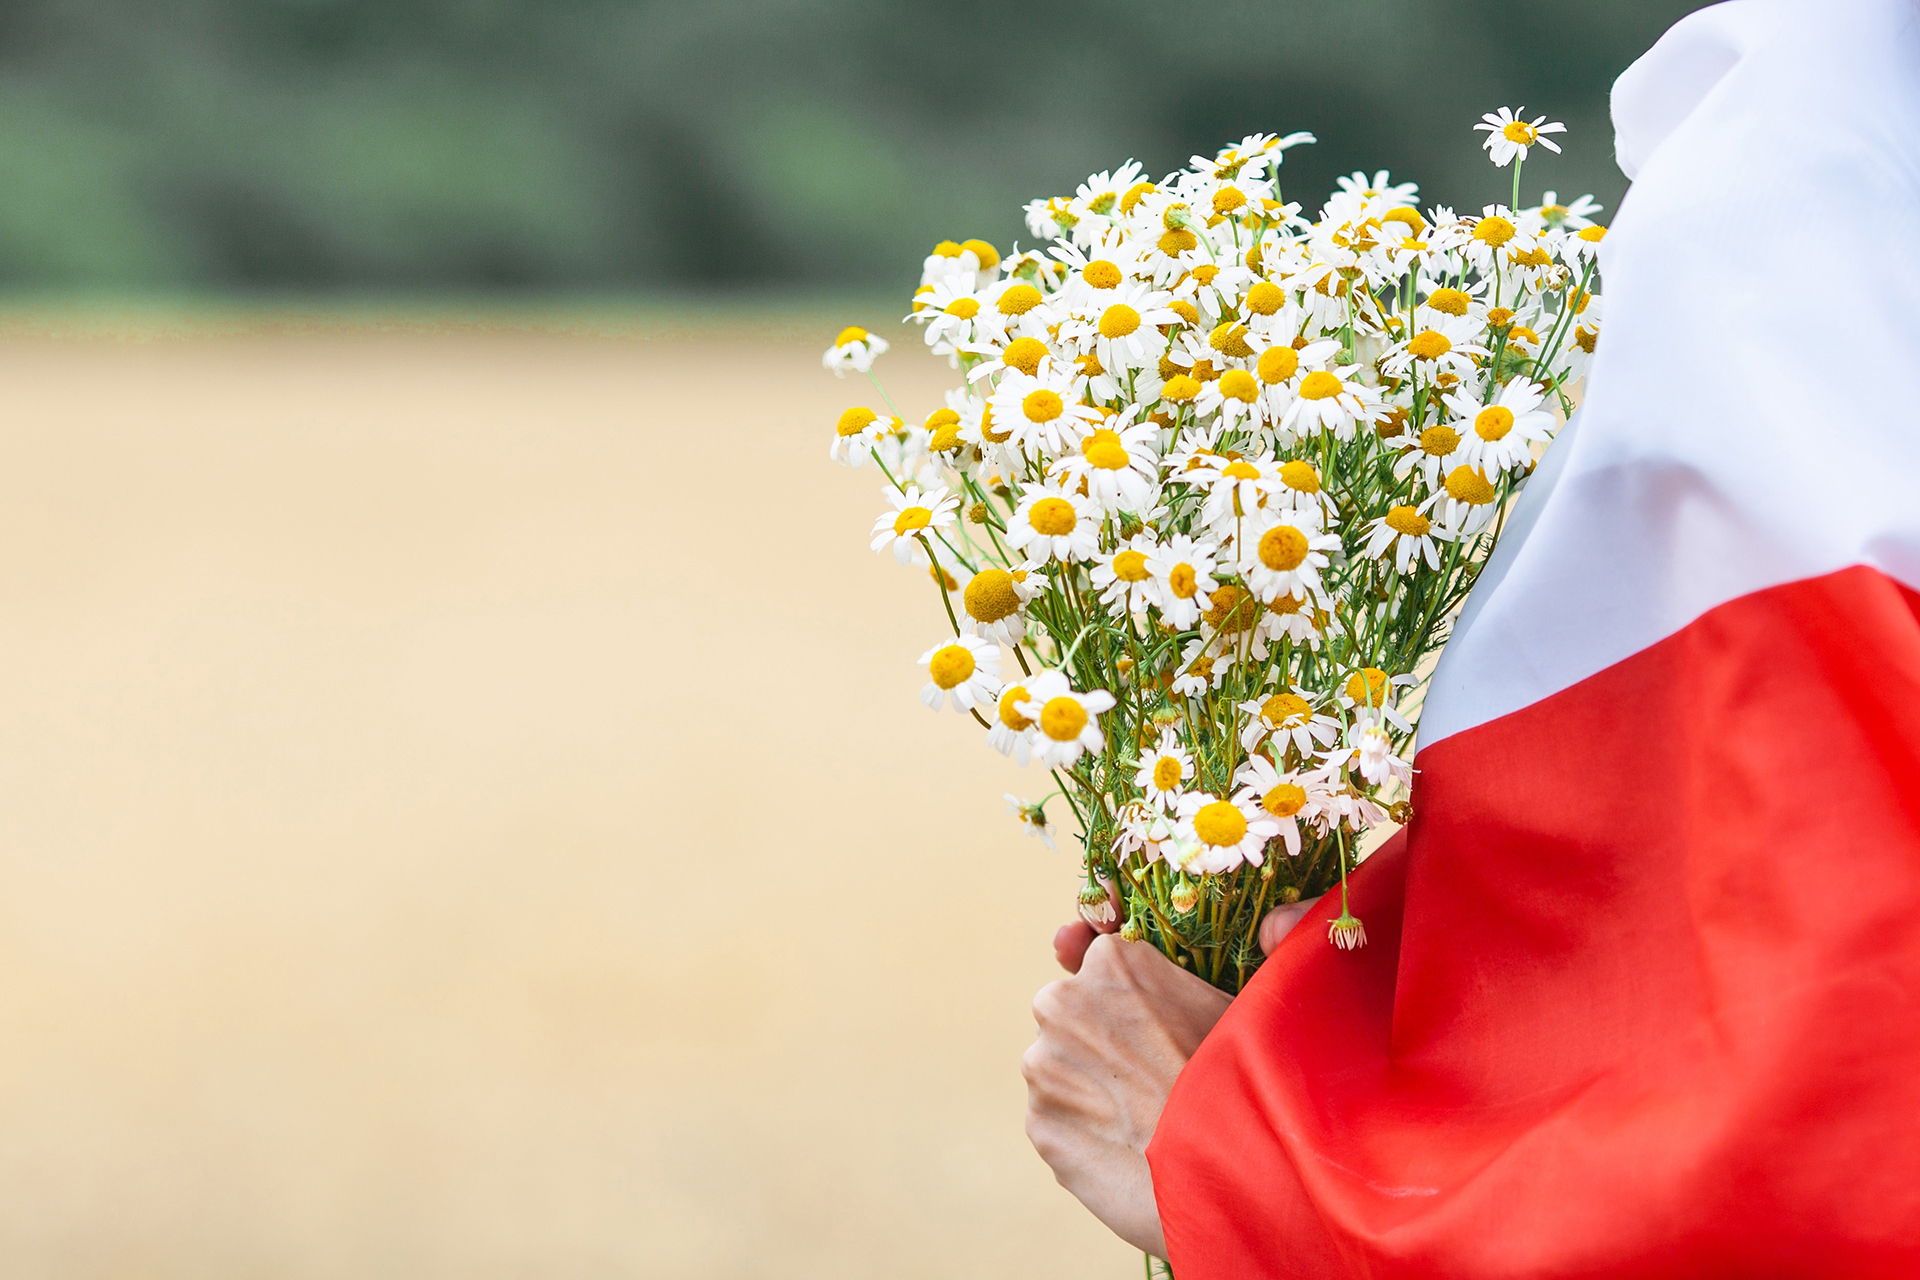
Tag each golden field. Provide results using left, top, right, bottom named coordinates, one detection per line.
left=0, top=309, right=1137, bottom=1278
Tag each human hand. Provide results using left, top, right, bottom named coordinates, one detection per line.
left=1052, top=891, right=1324, bottom=973
left=1021, top=934, right=1232, bottom=1258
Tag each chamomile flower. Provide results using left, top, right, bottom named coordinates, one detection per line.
left=1436, top=463, right=1504, bottom=535
left=988, top=681, right=1037, bottom=765
left=1133, top=729, right=1195, bottom=811
left=830, top=406, right=891, bottom=467
left=988, top=363, right=1102, bottom=458
left=1277, top=365, right=1382, bottom=440
left=1237, top=687, right=1342, bottom=758
left=919, top=632, right=1002, bottom=714
left=1017, top=670, right=1115, bottom=768
left=870, top=483, right=960, bottom=565
left=1006, top=483, right=1101, bottom=564
left=960, top=563, right=1046, bottom=643
left=1336, top=667, right=1415, bottom=732
left=1232, top=755, right=1321, bottom=857
left=1335, top=713, right=1413, bottom=786
left=1112, top=800, right=1177, bottom=864
left=1531, top=191, right=1603, bottom=232
left=1170, top=636, right=1234, bottom=698
left=1380, top=312, right=1488, bottom=383
left=1081, top=281, right=1181, bottom=373
left=1005, top=793, right=1056, bottom=849
left=822, top=325, right=889, bottom=375
left=1474, top=108, right=1566, bottom=167
left=916, top=275, right=995, bottom=355
left=1195, top=454, right=1283, bottom=534
left=1390, top=416, right=1468, bottom=492
left=1363, top=499, right=1450, bottom=574
left=1090, top=533, right=1159, bottom=618
left=1145, top=533, right=1220, bottom=628
left=1192, top=367, right=1267, bottom=433
left=1050, top=414, right=1160, bottom=512
left=1240, top=511, right=1339, bottom=605
left=1175, top=791, right=1281, bottom=874
left=1446, top=379, right=1556, bottom=474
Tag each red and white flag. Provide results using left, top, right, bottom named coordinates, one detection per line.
left=1148, top=1, right=1920, bottom=1274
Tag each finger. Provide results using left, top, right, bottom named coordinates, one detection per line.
left=1084, top=876, right=1122, bottom=935
left=1054, top=920, right=1096, bottom=973
left=1258, top=894, right=1325, bottom=956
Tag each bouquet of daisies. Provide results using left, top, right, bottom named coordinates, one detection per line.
left=823, top=109, right=1603, bottom=993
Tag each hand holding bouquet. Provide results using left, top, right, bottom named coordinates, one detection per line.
left=825, top=110, right=1603, bottom=993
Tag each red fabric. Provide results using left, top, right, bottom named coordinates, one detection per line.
left=1147, top=564, right=1920, bottom=1277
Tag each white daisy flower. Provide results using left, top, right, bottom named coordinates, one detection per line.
left=1277, top=365, right=1382, bottom=440
left=1005, top=793, right=1055, bottom=849
left=1336, top=712, right=1413, bottom=787
left=1474, top=107, right=1566, bottom=168
left=830, top=405, right=888, bottom=467
left=1260, top=588, right=1325, bottom=649
left=1194, top=454, right=1283, bottom=534
left=1436, top=463, right=1504, bottom=535
left=1081, top=280, right=1181, bottom=373
left=1170, top=637, right=1233, bottom=699
left=915, top=274, right=995, bottom=355
left=1133, top=729, right=1195, bottom=812
left=869, top=483, right=960, bottom=565
left=1532, top=191, right=1603, bottom=231
left=959, top=562, right=1046, bottom=643
left=1236, top=686, right=1342, bottom=757
left=1362, top=499, right=1451, bottom=574
left=1232, top=755, right=1323, bottom=857
left=1005, top=483, right=1101, bottom=564
left=1016, top=670, right=1115, bottom=769
left=1145, top=533, right=1220, bottom=629
left=919, top=632, right=1002, bottom=714
left=1380, top=312, right=1488, bottom=383
left=1089, top=533, right=1158, bottom=618
left=821, top=325, right=889, bottom=375
left=1191, top=367, right=1266, bottom=433
left=1050, top=415, right=1160, bottom=512
left=1239, top=510, right=1339, bottom=605
left=1446, top=379, right=1556, bottom=474
left=1175, top=790, right=1281, bottom=874
left=988, top=681, right=1037, bottom=765
left=1336, top=667, right=1415, bottom=733
left=987, top=362, right=1101, bottom=459
left=1112, top=799, right=1177, bottom=864
left=1300, top=762, right=1391, bottom=837
left=921, top=238, right=1002, bottom=292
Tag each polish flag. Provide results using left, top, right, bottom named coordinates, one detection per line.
left=1148, top=2, right=1920, bottom=1275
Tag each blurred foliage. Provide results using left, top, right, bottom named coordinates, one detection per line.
left=0, top=0, right=1706, bottom=293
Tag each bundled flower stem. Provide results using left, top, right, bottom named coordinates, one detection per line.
left=825, top=110, right=1603, bottom=994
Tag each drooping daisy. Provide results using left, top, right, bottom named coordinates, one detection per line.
left=1362, top=499, right=1450, bottom=574
left=1089, top=533, right=1159, bottom=618
left=1232, top=754, right=1323, bottom=857
left=1145, top=533, right=1221, bottom=628
left=821, top=325, right=889, bottom=375
left=1236, top=687, right=1342, bottom=758
left=1005, top=793, right=1055, bottom=849
left=1474, top=107, right=1566, bottom=168
left=1174, top=790, right=1281, bottom=874
left=1436, top=463, right=1504, bottom=535
left=1170, top=636, right=1234, bottom=698
left=1240, top=511, right=1339, bottom=605
left=1445, top=379, right=1557, bottom=474
left=1336, top=713, right=1413, bottom=786
left=918, top=632, right=1002, bottom=714
left=1133, top=729, right=1195, bottom=811
left=869, top=483, right=960, bottom=565
left=1112, top=799, right=1177, bottom=864
left=1005, top=483, right=1101, bottom=564
left=830, top=405, right=888, bottom=467
left=1336, top=666, right=1415, bottom=733
left=1300, top=761, right=1391, bottom=838
left=1017, top=670, right=1115, bottom=768
left=1194, top=454, right=1282, bottom=534
left=960, top=563, right=1046, bottom=643
left=1259, top=587, right=1324, bottom=649
left=1192, top=366, right=1266, bottom=434
left=988, top=681, right=1036, bottom=765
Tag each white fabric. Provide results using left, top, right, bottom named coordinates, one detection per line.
left=1421, top=0, right=1920, bottom=749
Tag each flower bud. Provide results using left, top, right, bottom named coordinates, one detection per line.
left=1280, top=885, right=1302, bottom=904
left=1388, top=800, right=1414, bottom=825
left=1170, top=880, right=1200, bottom=914
left=967, top=501, right=989, bottom=524
left=1119, top=918, right=1144, bottom=943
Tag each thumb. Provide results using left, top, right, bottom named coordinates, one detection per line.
left=1258, top=894, right=1325, bottom=956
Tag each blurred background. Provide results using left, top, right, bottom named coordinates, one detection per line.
left=0, top=3, right=1706, bottom=1278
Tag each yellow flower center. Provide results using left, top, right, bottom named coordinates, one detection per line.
left=1099, top=304, right=1141, bottom=338
left=1502, top=120, right=1538, bottom=145
left=1245, top=281, right=1285, bottom=315
left=1028, top=497, right=1078, bottom=536
left=1205, top=585, right=1260, bottom=632
left=1541, top=204, right=1567, bottom=221
left=1083, top=259, right=1123, bottom=289
left=1258, top=346, right=1299, bottom=384
left=1474, top=216, right=1516, bottom=247
left=1041, top=696, right=1088, bottom=742
left=1576, top=325, right=1597, bottom=353
left=925, top=407, right=960, bottom=432
left=1383, top=206, right=1425, bottom=233
left=1169, top=563, right=1198, bottom=599
left=1112, top=549, right=1150, bottom=582
left=837, top=406, right=878, bottom=437
left=1211, top=186, right=1246, bottom=215
left=1420, top=424, right=1460, bottom=456
left=1509, top=324, right=1539, bottom=344
left=1153, top=756, right=1184, bottom=790
left=1476, top=406, right=1515, bottom=441
left=1385, top=505, right=1431, bottom=536
left=1261, top=692, right=1312, bottom=726
left=1487, top=307, right=1515, bottom=327
left=1082, top=428, right=1130, bottom=470
left=1158, top=228, right=1198, bottom=255
left=1223, top=459, right=1261, bottom=481
left=1346, top=667, right=1390, bottom=708
left=1012, top=395, right=1065, bottom=433
left=998, top=284, right=1042, bottom=315
left=961, top=239, right=1000, bottom=269
left=1578, top=225, right=1607, bottom=243
left=1162, top=375, right=1201, bottom=402
left=1279, top=460, right=1319, bottom=493
left=1208, top=321, right=1253, bottom=358
left=1215, top=369, right=1257, bottom=404
left=1002, top=336, right=1048, bottom=375
left=980, top=403, right=1011, bottom=443
left=1120, top=181, right=1156, bottom=213
left=1168, top=300, right=1200, bottom=326
left=893, top=506, right=933, bottom=535
left=965, top=568, right=1022, bottom=623
left=1262, top=783, right=1306, bottom=818
left=1259, top=524, right=1309, bottom=571
left=1427, top=287, right=1470, bottom=316
left=1298, top=371, right=1342, bottom=400
left=834, top=325, right=869, bottom=347
left=945, top=297, right=980, bottom=319
left=1193, top=800, right=1248, bottom=847
left=928, top=644, right=975, bottom=689
left=932, top=241, right=963, bottom=258
left=998, top=685, right=1033, bottom=730
left=1445, top=465, right=1498, bottom=505
left=1408, top=330, right=1452, bottom=360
